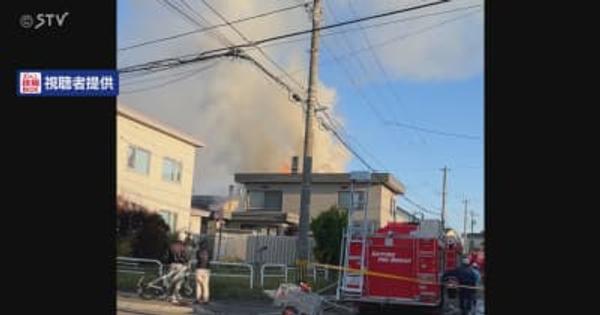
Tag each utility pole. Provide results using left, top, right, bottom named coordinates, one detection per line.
left=440, top=166, right=449, bottom=229
left=470, top=210, right=477, bottom=252
left=297, top=0, right=322, bottom=283
left=463, top=199, right=469, bottom=252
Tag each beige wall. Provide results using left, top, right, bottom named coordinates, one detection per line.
left=241, top=182, right=398, bottom=228
left=117, top=114, right=197, bottom=235
left=189, top=215, right=202, bottom=235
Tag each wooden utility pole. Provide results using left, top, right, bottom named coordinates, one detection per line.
left=297, top=0, right=322, bottom=283
left=440, top=166, right=449, bottom=229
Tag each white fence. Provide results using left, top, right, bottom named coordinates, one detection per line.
left=116, top=257, right=255, bottom=289
left=213, top=234, right=316, bottom=265
left=209, top=260, right=255, bottom=289
left=117, top=256, right=164, bottom=276
left=260, top=263, right=288, bottom=287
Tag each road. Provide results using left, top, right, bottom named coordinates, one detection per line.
left=117, top=292, right=483, bottom=315
left=117, top=293, right=282, bottom=315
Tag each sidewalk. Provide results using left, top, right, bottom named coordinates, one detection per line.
left=117, top=293, right=193, bottom=314
left=117, top=292, right=281, bottom=315
left=192, top=300, right=281, bottom=315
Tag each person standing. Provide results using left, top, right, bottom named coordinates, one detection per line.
left=195, top=239, right=211, bottom=304
left=165, top=240, right=188, bottom=304
left=453, top=258, right=477, bottom=315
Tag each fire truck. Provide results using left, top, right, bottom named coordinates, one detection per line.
left=337, top=220, right=462, bottom=312
left=335, top=172, right=463, bottom=313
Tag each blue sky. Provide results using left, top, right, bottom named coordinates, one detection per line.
left=118, top=0, right=484, bottom=234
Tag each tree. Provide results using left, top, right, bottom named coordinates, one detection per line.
left=310, top=206, right=347, bottom=265
left=117, top=196, right=171, bottom=260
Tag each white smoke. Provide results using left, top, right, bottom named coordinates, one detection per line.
left=117, top=0, right=483, bottom=194
left=118, top=0, right=349, bottom=195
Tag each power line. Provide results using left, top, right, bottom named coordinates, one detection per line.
left=402, top=196, right=441, bottom=215
left=385, top=121, right=481, bottom=140
left=156, top=0, right=233, bottom=47
left=320, top=111, right=388, bottom=171
left=256, top=3, right=482, bottom=51
left=120, top=61, right=218, bottom=94
left=178, top=0, right=237, bottom=46
left=345, top=0, right=427, bottom=144
left=121, top=0, right=452, bottom=69
left=322, top=120, right=376, bottom=172
left=119, top=2, right=308, bottom=52
left=336, top=8, right=483, bottom=59
left=220, top=50, right=378, bottom=172
left=118, top=48, right=240, bottom=74
left=199, top=0, right=306, bottom=92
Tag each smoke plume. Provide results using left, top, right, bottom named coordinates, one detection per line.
left=118, top=0, right=350, bottom=195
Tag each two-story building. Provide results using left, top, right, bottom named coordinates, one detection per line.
left=116, top=105, right=204, bottom=237
left=466, top=231, right=485, bottom=251
left=230, top=171, right=406, bottom=235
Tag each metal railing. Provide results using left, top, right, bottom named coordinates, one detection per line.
left=117, top=256, right=164, bottom=276
left=285, top=264, right=330, bottom=283
left=260, top=263, right=288, bottom=287
left=209, top=260, right=254, bottom=289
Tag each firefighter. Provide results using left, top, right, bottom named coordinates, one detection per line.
left=444, top=258, right=477, bottom=315
left=471, top=263, right=481, bottom=286
left=471, top=263, right=482, bottom=311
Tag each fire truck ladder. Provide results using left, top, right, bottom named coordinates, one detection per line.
left=338, top=172, right=372, bottom=299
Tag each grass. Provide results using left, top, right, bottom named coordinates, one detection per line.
left=116, top=271, right=268, bottom=300
left=117, top=272, right=150, bottom=292
left=116, top=266, right=339, bottom=299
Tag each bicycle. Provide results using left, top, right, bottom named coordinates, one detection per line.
left=136, top=261, right=196, bottom=301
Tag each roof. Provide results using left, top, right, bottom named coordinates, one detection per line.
left=191, top=195, right=227, bottom=210
left=117, top=105, right=204, bottom=148
left=190, top=208, right=211, bottom=217
left=234, top=172, right=405, bottom=194
left=230, top=211, right=299, bottom=225
left=467, top=232, right=485, bottom=238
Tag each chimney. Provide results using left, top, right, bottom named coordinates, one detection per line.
left=228, top=185, right=234, bottom=198
left=291, top=156, right=299, bottom=174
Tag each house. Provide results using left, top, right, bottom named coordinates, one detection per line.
left=116, top=105, right=204, bottom=237
left=191, top=194, right=240, bottom=234
left=466, top=231, right=485, bottom=251
left=394, top=205, right=419, bottom=222
left=230, top=171, right=406, bottom=235
left=190, top=208, right=211, bottom=234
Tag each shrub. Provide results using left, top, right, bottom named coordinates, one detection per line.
left=117, top=197, right=170, bottom=260
left=310, top=206, right=347, bottom=265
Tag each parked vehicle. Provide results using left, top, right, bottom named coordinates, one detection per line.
left=337, top=220, right=463, bottom=313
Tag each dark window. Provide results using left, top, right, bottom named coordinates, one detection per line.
left=248, top=190, right=282, bottom=211
left=162, top=157, right=182, bottom=183
left=338, top=191, right=366, bottom=210
left=127, top=146, right=151, bottom=174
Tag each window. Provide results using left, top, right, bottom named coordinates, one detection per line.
left=162, top=158, right=182, bottom=183
left=338, top=191, right=366, bottom=210
left=159, top=210, right=178, bottom=232
left=247, top=190, right=282, bottom=211
left=127, top=146, right=151, bottom=174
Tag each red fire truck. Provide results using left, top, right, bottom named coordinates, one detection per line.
left=469, top=248, right=485, bottom=279
left=337, top=219, right=463, bottom=313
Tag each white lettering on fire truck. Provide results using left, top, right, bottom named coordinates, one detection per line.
left=372, top=250, right=411, bottom=264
